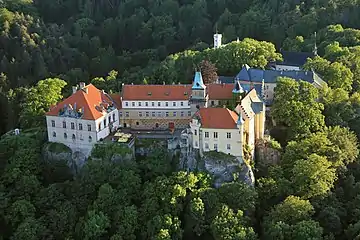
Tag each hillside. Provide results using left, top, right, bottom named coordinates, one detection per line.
left=2, top=0, right=360, bottom=239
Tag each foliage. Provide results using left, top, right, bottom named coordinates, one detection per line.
left=199, top=60, right=218, bottom=84
left=271, top=77, right=325, bottom=140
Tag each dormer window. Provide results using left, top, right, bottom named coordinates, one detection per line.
left=63, top=121, right=66, bottom=128
left=148, top=92, right=152, bottom=96
left=184, top=92, right=188, bottom=95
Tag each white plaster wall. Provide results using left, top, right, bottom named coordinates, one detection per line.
left=189, top=119, right=200, bottom=149
left=263, top=83, right=276, bottom=102
left=95, top=109, right=119, bottom=140
left=275, top=65, right=300, bottom=71
left=122, top=100, right=190, bottom=109
left=201, top=128, right=242, bottom=157
left=46, top=116, right=97, bottom=152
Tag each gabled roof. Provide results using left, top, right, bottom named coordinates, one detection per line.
left=46, top=84, right=118, bottom=120
left=122, top=84, right=192, bottom=101
left=235, top=65, right=327, bottom=86
left=207, top=83, right=234, bottom=100
left=195, top=108, right=239, bottom=129
left=276, top=51, right=314, bottom=67
left=235, top=88, right=264, bottom=119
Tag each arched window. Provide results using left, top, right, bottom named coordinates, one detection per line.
left=72, top=134, right=76, bottom=140
left=89, top=136, right=92, bottom=142
left=52, top=132, right=56, bottom=137
left=64, top=133, right=67, bottom=139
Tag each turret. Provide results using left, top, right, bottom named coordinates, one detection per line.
left=237, top=110, right=244, bottom=159
left=190, top=71, right=207, bottom=113
left=214, top=33, right=222, bottom=49
left=232, top=81, right=244, bottom=108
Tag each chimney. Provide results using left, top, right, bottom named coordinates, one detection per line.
left=163, top=82, right=166, bottom=85
left=83, top=87, right=88, bottom=94
left=72, top=86, right=77, bottom=94
left=79, top=82, right=85, bottom=89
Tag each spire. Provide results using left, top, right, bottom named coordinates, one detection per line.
left=313, top=32, right=318, bottom=56
left=192, top=71, right=206, bottom=89
left=232, top=81, right=244, bottom=94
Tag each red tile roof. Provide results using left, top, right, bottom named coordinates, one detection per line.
left=196, top=108, right=239, bottom=129
left=122, top=84, right=192, bottom=100
left=207, top=83, right=234, bottom=100
left=46, top=84, right=118, bottom=120
left=109, top=93, right=122, bottom=109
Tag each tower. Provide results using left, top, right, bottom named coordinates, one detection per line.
left=214, top=33, right=222, bottom=49
left=190, top=71, right=207, bottom=113
left=232, top=81, right=244, bottom=108
left=237, top=110, right=244, bottom=159
left=313, top=32, right=318, bottom=56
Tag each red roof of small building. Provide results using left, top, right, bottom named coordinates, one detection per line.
left=195, top=108, right=239, bottom=129
left=46, top=84, right=118, bottom=120
left=122, top=84, right=192, bottom=100
left=207, top=83, right=234, bottom=100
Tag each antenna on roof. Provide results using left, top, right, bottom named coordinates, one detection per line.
left=215, top=23, right=218, bottom=34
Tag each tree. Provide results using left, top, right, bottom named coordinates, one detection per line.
left=264, top=196, right=323, bottom=239
left=82, top=210, right=110, bottom=240
left=19, top=78, right=67, bottom=128
left=292, top=154, right=336, bottom=199
left=271, top=77, right=325, bottom=140
left=199, top=60, right=218, bottom=84
left=211, top=205, right=257, bottom=240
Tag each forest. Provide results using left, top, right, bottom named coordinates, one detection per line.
left=2, top=0, right=360, bottom=239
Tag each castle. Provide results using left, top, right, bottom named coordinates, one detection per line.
left=46, top=70, right=266, bottom=160
left=45, top=33, right=325, bottom=160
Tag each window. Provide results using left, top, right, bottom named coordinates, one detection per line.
left=173, top=102, right=176, bottom=106
left=214, top=132, right=218, bottom=139
left=158, top=102, right=161, bottom=107
left=98, top=123, right=101, bottom=131
left=132, top=102, right=135, bottom=107
left=126, top=112, right=129, bottom=117
left=181, top=112, right=184, bottom=117
left=152, top=112, right=156, bottom=117
left=51, top=120, right=55, bottom=127
left=165, top=102, right=169, bottom=107
left=52, top=132, right=56, bottom=137
left=71, top=122, right=75, bottom=129
left=194, top=129, right=197, bottom=136
left=211, top=101, right=215, bottom=106
left=80, top=134, right=83, bottom=141
left=138, top=102, right=141, bottom=106
left=173, top=112, right=177, bottom=117
left=72, top=134, right=76, bottom=140
left=64, top=133, right=67, bottom=139
left=104, top=119, right=107, bottom=127
left=152, top=102, right=155, bottom=107
left=158, top=112, right=162, bottom=117
left=181, top=102, right=184, bottom=107
left=195, top=141, right=198, bottom=147
left=136, top=121, right=139, bottom=126
left=227, top=132, right=231, bottom=139
left=62, top=121, right=66, bottom=128
left=89, top=136, right=92, bottom=142
left=139, top=112, right=143, bottom=117
left=120, top=111, right=123, bottom=117
left=146, top=112, right=149, bottom=117
left=205, top=143, right=209, bottom=149
left=113, top=113, right=116, bottom=121
left=214, top=144, right=218, bottom=150
left=87, top=124, right=91, bottom=131
left=145, top=102, right=148, bottom=107
left=205, top=132, right=209, bottom=138
left=188, top=111, right=191, bottom=116
left=108, top=116, right=111, bottom=124
left=227, top=144, right=231, bottom=150
left=166, top=112, right=169, bottom=117
left=266, top=85, right=269, bottom=89
left=125, top=102, right=129, bottom=107
left=79, top=123, right=83, bottom=130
